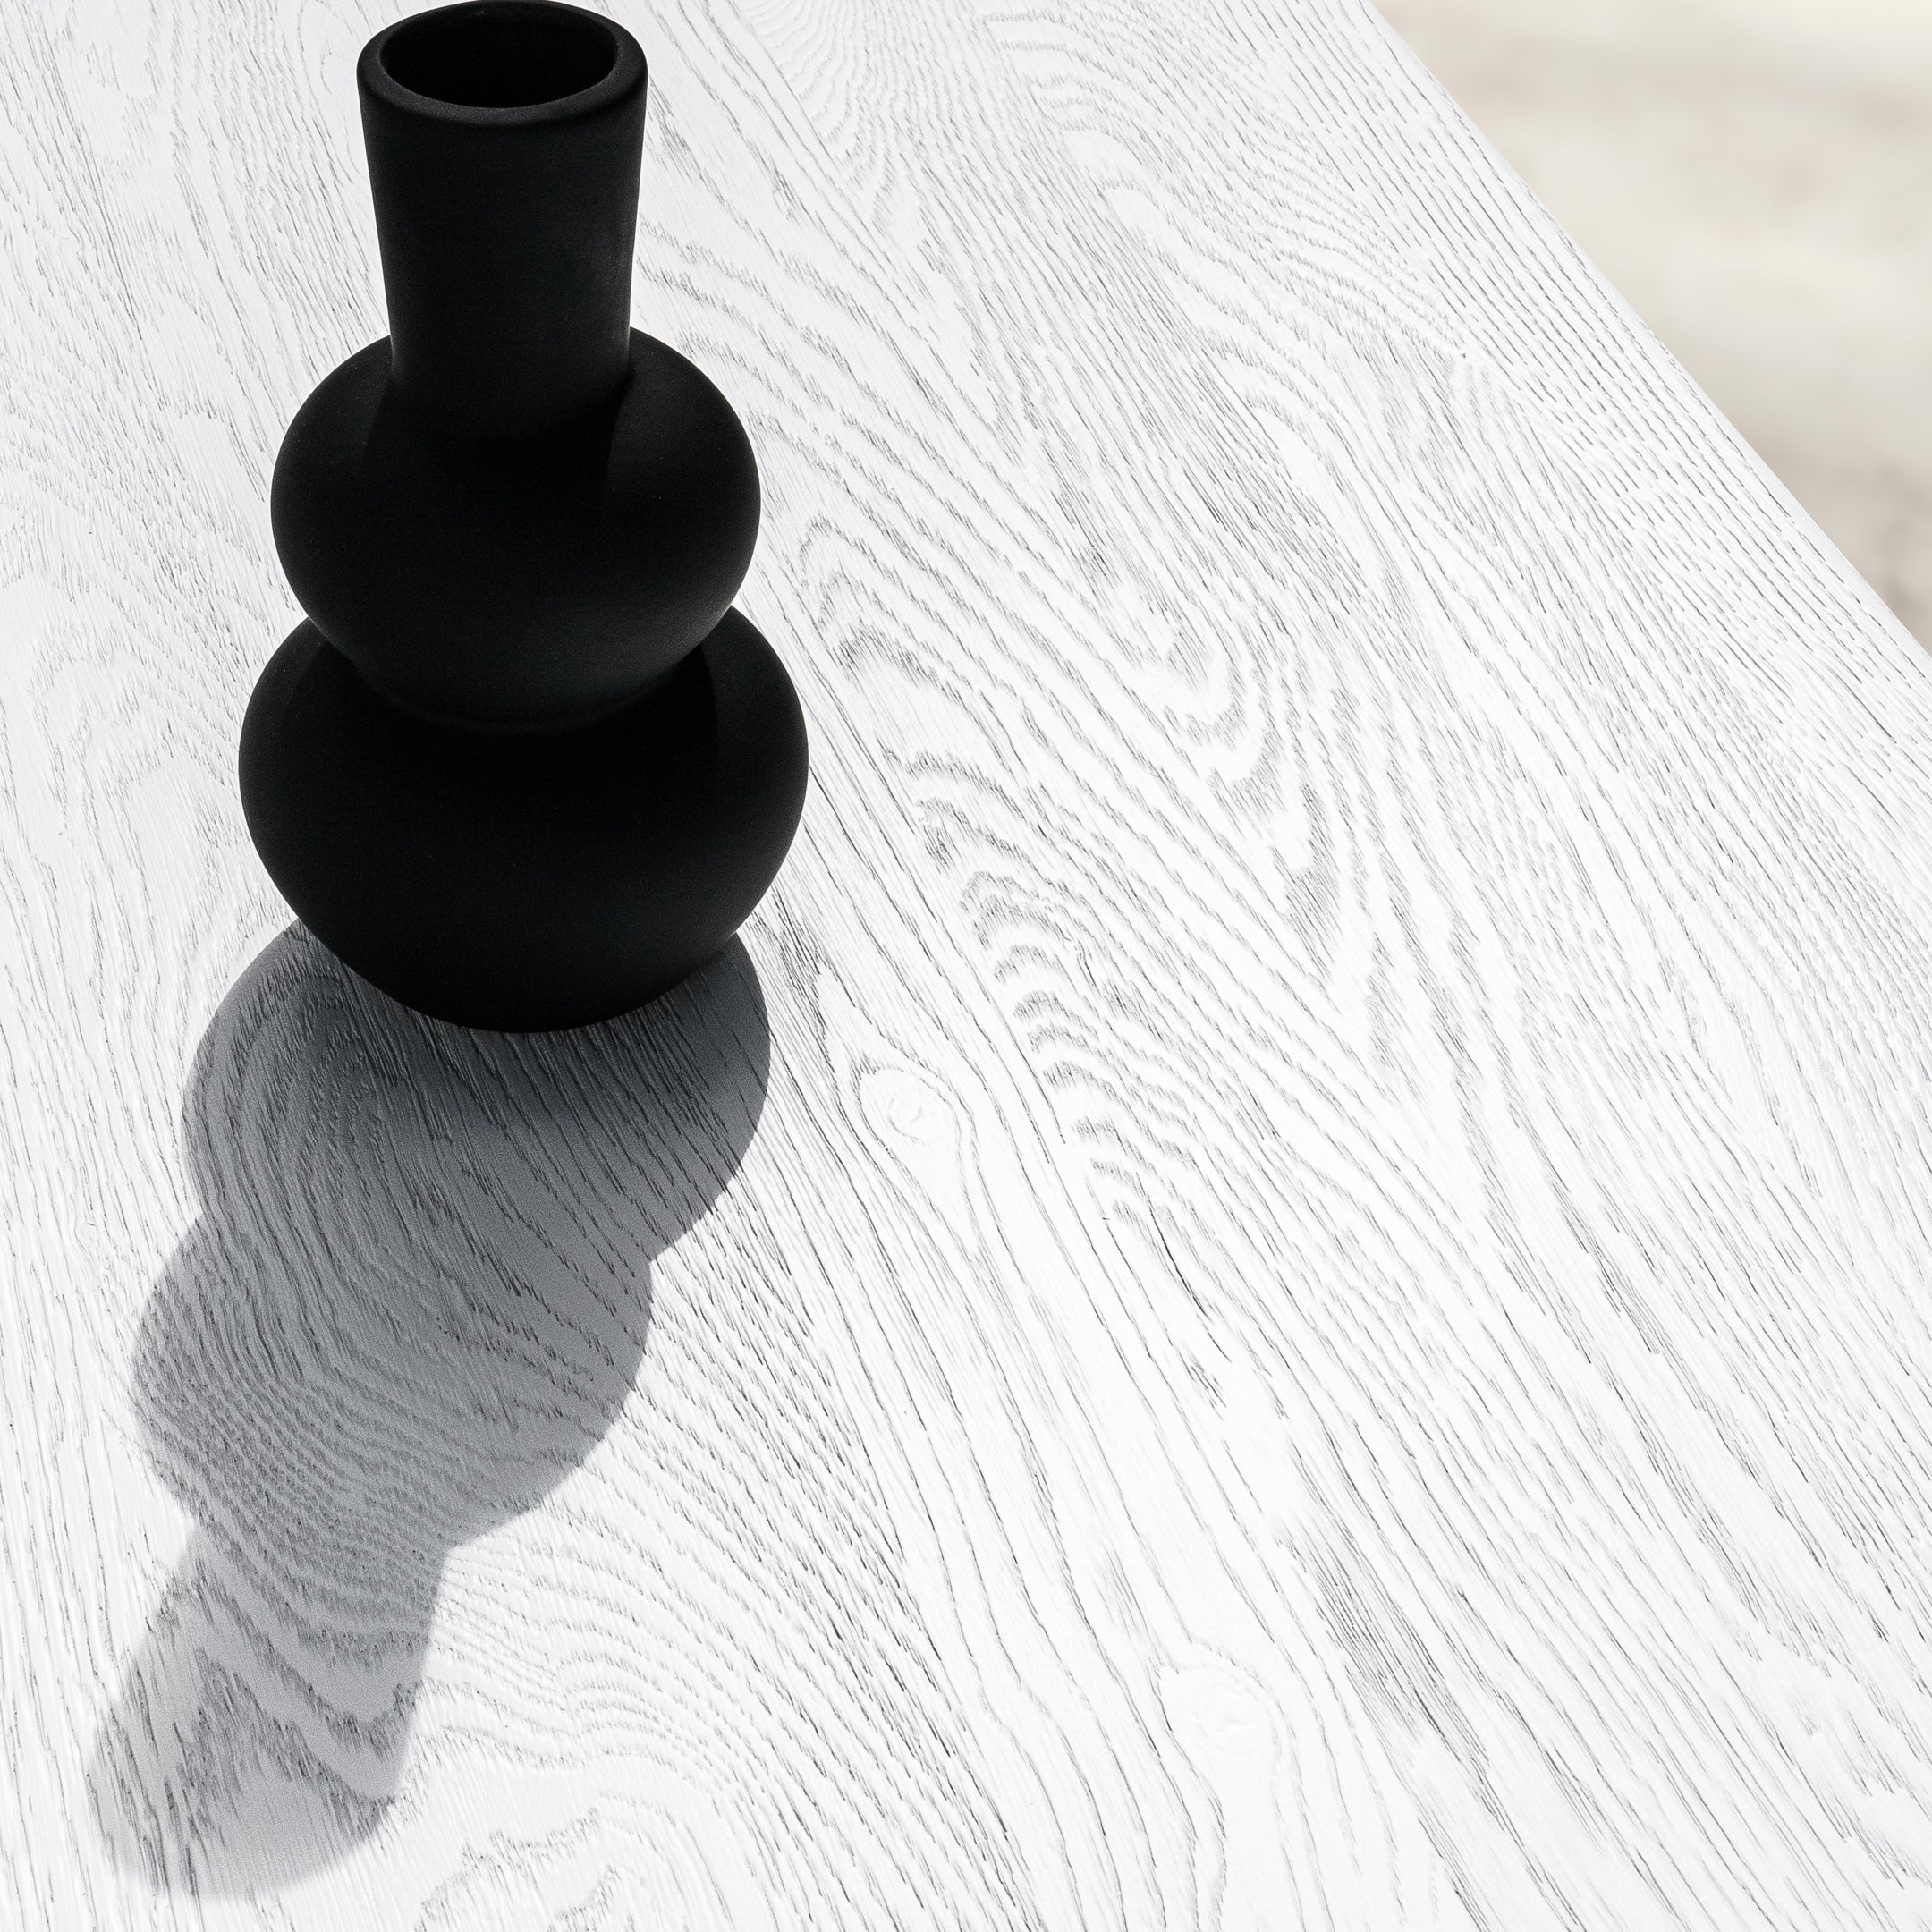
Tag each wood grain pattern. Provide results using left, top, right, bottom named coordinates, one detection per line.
left=6, top=0, right=1932, bottom=1924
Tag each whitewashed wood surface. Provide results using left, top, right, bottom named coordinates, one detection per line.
left=6, top=0, right=1932, bottom=1924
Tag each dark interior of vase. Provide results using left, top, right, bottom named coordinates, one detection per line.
left=381, top=4, right=617, bottom=109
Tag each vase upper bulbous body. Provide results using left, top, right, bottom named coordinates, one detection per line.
left=273, top=331, right=761, bottom=727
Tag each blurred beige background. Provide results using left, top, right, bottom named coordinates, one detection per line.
left=1377, top=0, right=1932, bottom=644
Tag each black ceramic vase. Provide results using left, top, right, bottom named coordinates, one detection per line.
left=242, top=0, right=808, bottom=1031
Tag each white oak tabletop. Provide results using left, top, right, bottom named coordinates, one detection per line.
left=9, top=0, right=1932, bottom=1925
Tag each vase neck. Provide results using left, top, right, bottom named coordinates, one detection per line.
left=357, top=1, right=648, bottom=445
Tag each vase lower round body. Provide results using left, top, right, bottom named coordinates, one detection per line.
left=240, top=609, right=808, bottom=1031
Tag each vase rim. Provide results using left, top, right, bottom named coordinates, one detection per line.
left=360, top=0, right=645, bottom=129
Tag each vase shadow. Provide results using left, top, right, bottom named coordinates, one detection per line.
left=88, top=923, right=771, bottom=1897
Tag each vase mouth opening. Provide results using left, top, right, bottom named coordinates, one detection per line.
left=374, top=2, right=631, bottom=115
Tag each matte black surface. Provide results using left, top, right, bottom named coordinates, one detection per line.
left=242, top=0, right=808, bottom=1030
